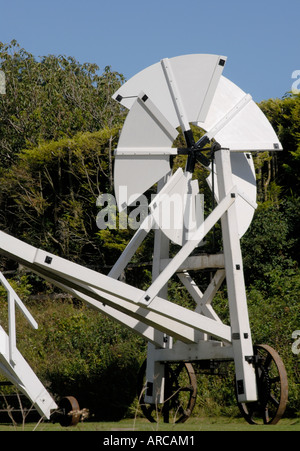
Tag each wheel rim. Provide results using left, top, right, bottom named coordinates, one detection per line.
left=137, top=360, right=197, bottom=423
left=58, top=396, right=80, bottom=427
left=237, top=344, right=288, bottom=425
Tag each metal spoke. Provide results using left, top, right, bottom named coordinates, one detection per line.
left=237, top=344, right=288, bottom=425
left=137, top=360, right=197, bottom=424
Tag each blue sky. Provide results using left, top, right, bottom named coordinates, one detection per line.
left=0, top=0, right=299, bottom=102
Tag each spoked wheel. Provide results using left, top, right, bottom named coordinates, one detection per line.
left=237, top=344, right=288, bottom=425
left=137, top=360, right=197, bottom=424
left=57, top=396, right=81, bottom=427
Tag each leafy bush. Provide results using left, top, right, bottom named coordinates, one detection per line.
left=0, top=294, right=147, bottom=421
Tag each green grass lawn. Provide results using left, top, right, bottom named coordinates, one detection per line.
left=0, top=417, right=299, bottom=431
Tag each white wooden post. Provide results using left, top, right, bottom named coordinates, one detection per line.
left=214, top=149, right=257, bottom=402
left=145, top=178, right=172, bottom=405
left=0, top=272, right=57, bottom=418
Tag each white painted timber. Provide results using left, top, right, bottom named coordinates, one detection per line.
left=0, top=232, right=231, bottom=343
left=140, top=187, right=236, bottom=304
left=214, top=149, right=257, bottom=402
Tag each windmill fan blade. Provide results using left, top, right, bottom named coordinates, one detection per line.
left=198, top=76, right=282, bottom=152
left=207, top=152, right=257, bottom=238
left=114, top=155, right=171, bottom=213
left=117, top=92, right=178, bottom=148
left=150, top=169, right=189, bottom=246
left=149, top=170, right=202, bottom=246
left=113, top=54, right=227, bottom=127
left=114, top=92, right=178, bottom=211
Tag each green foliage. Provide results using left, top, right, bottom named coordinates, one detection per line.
left=247, top=270, right=300, bottom=416
left=0, top=297, right=147, bottom=420
left=0, top=128, right=122, bottom=269
left=259, top=93, right=300, bottom=196
left=0, top=40, right=125, bottom=165
left=241, top=203, right=296, bottom=288
left=240, top=199, right=300, bottom=415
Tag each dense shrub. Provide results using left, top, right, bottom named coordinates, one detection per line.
left=0, top=294, right=147, bottom=420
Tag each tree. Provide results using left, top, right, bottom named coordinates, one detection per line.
left=241, top=203, right=297, bottom=289
left=258, top=93, right=300, bottom=198
left=0, top=40, right=125, bottom=165
left=0, top=129, right=122, bottom=270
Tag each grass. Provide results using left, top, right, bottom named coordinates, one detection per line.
left=0, top=417, right=299, bottom=431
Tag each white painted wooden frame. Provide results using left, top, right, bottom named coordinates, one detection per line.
left=0, top=272, right=57, bottom=419
left=0, top=149, right=260, bottom=404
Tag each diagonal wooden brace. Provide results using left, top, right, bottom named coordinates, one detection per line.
left=139, top=187, right=237, bottom=306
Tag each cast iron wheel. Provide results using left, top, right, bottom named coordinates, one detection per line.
left=58, top=396, right=80, bottom=427
left=237, top=344, right=288, bottom=425
left=137, top=360, right=197, bottom=423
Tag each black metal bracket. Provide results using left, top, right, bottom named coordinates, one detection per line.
left=245, top=354, right=263, bottom=366
left=178, top=125, right=228, bottom=172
